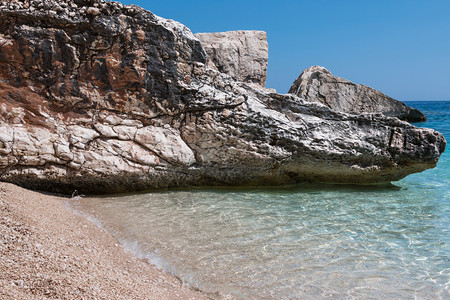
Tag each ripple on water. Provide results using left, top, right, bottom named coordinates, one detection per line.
left=71, top=101, right=450, bottom=299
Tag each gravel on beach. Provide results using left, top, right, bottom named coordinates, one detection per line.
left=0, top=182, right=208, bottom=299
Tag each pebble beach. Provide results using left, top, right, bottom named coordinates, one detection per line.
left=0, top=182, right=207, bottom=299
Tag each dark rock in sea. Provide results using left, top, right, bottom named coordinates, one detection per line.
left=289, top=66, right=427, bottom=123
left=0, top=0, right=446, bottom=194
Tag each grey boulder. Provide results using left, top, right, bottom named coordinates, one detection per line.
left=289, top=66, right=427, bottom=122
left=195, top=31, right=269, bottom=87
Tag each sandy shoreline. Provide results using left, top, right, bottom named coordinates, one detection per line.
left=0, top=182, right=209, bottom=299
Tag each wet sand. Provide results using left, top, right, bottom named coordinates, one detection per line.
left=0, top=182, right=208, bottom=299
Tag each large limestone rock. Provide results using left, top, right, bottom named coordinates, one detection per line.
left=289, top=66, right=426, bottom=122
left=195, top=31, right=268, bottom=87
left=0, top=0, right=445, bottom=194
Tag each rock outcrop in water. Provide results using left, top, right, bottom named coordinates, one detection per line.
left=0, top=0, right=446, bottom=194
left=195, top=31, right=269, bottom=87
left=289, top=66, right=427, bottom=122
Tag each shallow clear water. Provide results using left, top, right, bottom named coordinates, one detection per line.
left=72, top=101, right=449, bottom=299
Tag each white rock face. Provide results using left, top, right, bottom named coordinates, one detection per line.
left=135, top=126, right=196, bottom=166
left=289, top=66, right=426, bottom=122
left=195, top=31, right=269, bottom=87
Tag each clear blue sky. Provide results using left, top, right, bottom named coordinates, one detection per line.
left=119, top=0, right=450, bottom=101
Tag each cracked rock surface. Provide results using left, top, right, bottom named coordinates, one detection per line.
left=289, top=66, right=427, bottom=122
left=0, top=0, right=446, bottom=194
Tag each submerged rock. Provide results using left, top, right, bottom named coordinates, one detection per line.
left=0, top=0, right=445, bottom=194
left=195, top=31, right=268, bottom=87
left=289, top=66, right=427, bottom=122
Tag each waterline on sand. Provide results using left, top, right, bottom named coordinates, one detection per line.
left=71, top=101, right=449, bottom=299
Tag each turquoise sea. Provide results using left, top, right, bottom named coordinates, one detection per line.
left=71, top=101, right=449, bottom=299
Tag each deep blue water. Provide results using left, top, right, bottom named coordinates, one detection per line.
left=73, top=101, right=449, bottom=299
